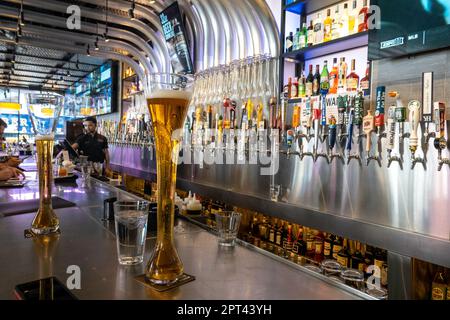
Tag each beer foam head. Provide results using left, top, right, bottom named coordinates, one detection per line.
left=35, top=134, right=55, bottom=141
left=149, top=89, right=192, bottom=101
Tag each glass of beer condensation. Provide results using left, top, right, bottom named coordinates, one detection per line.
left=27, top=93, right=64, bottom=235
left=145, top=73, right=193, bottom=285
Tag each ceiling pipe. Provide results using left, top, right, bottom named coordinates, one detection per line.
left=2, top=0, right=168, bottom=72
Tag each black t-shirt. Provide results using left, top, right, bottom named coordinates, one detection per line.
left=75, top=133, right=108, bottom=163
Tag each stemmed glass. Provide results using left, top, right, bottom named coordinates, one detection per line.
left=144, top=73, right=193, bottom=285
left=27, top=93, right=64, bottom=235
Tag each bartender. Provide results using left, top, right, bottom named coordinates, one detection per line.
left=0, top=119, right=24, bottom=180
left=71, top=117, right=111, bottom=174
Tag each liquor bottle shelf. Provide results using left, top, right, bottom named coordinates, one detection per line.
left=122, top=73, right=138, bottom=82
left=283, top=31, right=369, bottom=61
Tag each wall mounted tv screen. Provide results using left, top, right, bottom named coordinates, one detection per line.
left=369, top=0, right=450, bottom=60
left=159, top=2, right=195, bottom=74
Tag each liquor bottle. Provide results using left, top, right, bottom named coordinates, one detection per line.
left=305, top=228, right=315, bottom=259
left=329, top=58, right=339, bottom=94
left=320, top=60, right=330, bottom=95
left=291, top=77, right=299, bottom=98
left=363, top=244, right=374, bottom=277
left=275, top=220, right=283, bottom=247
left=284, top=223, right=294, bottom=252
left=299, top=23, right=308, bottom=48
left=331, top=5, right=341, bottom=40
left=348, top=0, right=358, bottom=35
left=250, top=215, right=261, bottom=247
left=313, top=64, right=321, bottom=96
left=286, top=32, right=294, bottom=52
left=360, top=61, right=371, bottom=96
left=287, top=77, right=293, bottom=99
left=305, top=65, right=314, bottom=97
left=268, top=218, right=276, bottom=244
left=314, top=232, right=325, bottom=263
left=259, top=217, right=269, bottom=243
left=341, top=3, right=350, bottom=37
left=298, top=69, right=306, bottom=98
left=323, top=9, right=333, bottom=42
left=337, top=238, right=350, bottom=267
left=374, top=248, right=387, bottom=275
left=293, top=27, right=301, bottom=51
left=431, top=270, right=448, bottom=300
left=314, top=13, right=324, bottom=45
left=292, top=226, right=305, bottom=256
left=332, top=236, right=343, bottom=260
left=323, top=233, right=334, bottom=259
left=346, top=59, right=359, bottom=92
left=358, top=0, right=369, bottom=33
left=351, top=241, right=365, bottom=271
left=307, top=20, right=315, bottom=47
left=338, top=58, right=348, bottom=92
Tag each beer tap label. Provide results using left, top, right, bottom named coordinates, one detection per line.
left=337, top=95, right=346, bottom=125
left=354, top=93, right=364, bottom=126
left=326, top=95, right=339, bottom=125
left=375, top=86, right=386, bottom=128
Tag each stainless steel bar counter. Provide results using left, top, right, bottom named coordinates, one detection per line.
left=0, top=171, right=361, bottom=300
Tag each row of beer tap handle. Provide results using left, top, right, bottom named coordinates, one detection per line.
left=183, top=87, right=450, bottom=171
left=281, top=88, right=450, bottom=171
left=98, top=118, right=154, bottom=149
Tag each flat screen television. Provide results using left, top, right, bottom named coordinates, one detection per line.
left=369, top=0, right=450, bottom=60
left=64, top=61, right=118, bottom=118
left=159, top=2, right=195, bottom=74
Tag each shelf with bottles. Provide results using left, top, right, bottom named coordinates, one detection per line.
left=283, top=56, right=371, bottom=102
left=122, top=73, right=138, bottom=82
left=413, top=259, right=450, bottom=300
left=284, top=0, right=371, bottom=54
left=283, top=31, right=368, bottom=61
left=175, top=191, right=388, bottom=299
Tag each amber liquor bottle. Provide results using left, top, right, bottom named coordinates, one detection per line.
left=336, top=239, right=351, bottom=268
left=351, top=241, right=365, bottom=272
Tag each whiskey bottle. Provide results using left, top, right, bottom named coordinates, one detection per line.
left=332, top=236, right=343, bottom=260
left=314, top=232, right=325, bottom=263
left=268, top=218, right=276, bottom=244
left=360, top=61, right=371, bottom=96
left=357, top=0, right=369, bottom=33
left=275, top=220, right=283, bottom=247
left=323, top=233, right=334, bottom=259
left=284, top=223, right=294, bottom=252
left=337, top=239, right=351, bottom=268
left=305, top=228, right=315, bottom=259
left=307, top=20, right=314, bottom=47
left=351, top=241, right=365, bottom=272
left=431, top=271, right=448, bottom=300
left=295, top=226, right=306, bottom=256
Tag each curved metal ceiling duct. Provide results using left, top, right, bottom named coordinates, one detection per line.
left=0, top=19, right=155, bottom=75
left=2, top=0, right=279, bottom=75
left=3, top=0, right=169, bottom=72
left=0, top=36, right=146, bottom=83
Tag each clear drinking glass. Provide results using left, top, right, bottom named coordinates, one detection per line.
left=114, top=201, right=149, bottom=265
left=27, top=93, right=64, bottom=235
left=144, top=73, right=193, bottom=285
left=215, top=211, right=242, bottom=247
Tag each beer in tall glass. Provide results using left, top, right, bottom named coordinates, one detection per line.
left=32, top=134, right=59, bottom=235
left=145, top=75, right=193, bottom=285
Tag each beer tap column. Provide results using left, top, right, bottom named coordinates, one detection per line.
left=409, top=100, right=426, bottom=170
left=434, top=102, right=450, bottom=171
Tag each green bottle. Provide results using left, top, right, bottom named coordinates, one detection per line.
left=299, top=23, right=308, bottom=49
left=320, top=60, right=330, bottom=95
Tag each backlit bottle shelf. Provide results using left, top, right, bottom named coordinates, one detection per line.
left=283, top=31, right=369, bottom=61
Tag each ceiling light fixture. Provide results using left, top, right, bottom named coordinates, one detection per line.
left=87, top=44, right=91, bottom=56
left=20, top=0, right=25, bottom=26
left=128, top=0, right=136, bottom=20
left=104, top=0, right=110, bottom=42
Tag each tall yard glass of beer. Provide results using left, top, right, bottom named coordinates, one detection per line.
left=145, top=73, right=193, bottom=285
left=27, top=93, right=64, bottom=235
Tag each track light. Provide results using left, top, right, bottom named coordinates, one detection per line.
left=87, top=44, right=91, bottom=56
left=104, top=27, right=110, bottom=42
left=20, top=11, right=25, bottom=26
left=67, top=69, right=71, bottom=77
left=95, top=37, right=99, bottom=51
left=129, top=0, right=136, bottom=20
left=17, top=25, right=22, bottom=37
left=14, top=34, right=19, bottom=44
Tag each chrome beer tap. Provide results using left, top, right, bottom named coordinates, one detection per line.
left=314, top=96, right=330, bottom=163
left=387, top=92, right=405, bottom=169
left=363, top=110, right=381, bottom=167
left=408, top=100, right=426, bottom=170
left=345, top=96, right=362, bottom=166
left=300, top=99, right=314, bottom=160
left=434, top=102, right=450, bottom=171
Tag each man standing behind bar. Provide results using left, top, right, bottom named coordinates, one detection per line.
left=71, top=117, right=111, bottom=175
